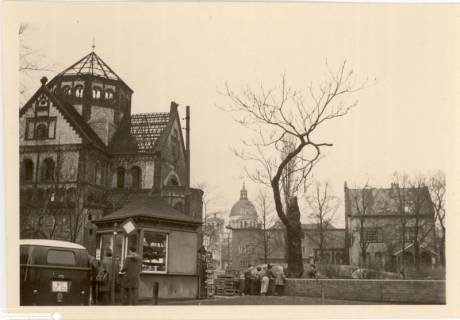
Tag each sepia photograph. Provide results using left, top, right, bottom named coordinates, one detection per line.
left=2, top=1, right=460, bottom=319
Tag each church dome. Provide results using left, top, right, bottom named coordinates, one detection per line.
left=229, top=184, right=257, bottom=219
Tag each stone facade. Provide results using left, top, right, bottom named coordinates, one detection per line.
left=285, top=278, right=445, bottom=304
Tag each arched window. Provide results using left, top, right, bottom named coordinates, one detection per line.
left=92, top=87, right=102, bottom=99
left=174, top=202, right=184, bottom=213
left=75, top=85, right=84, bottom=98
left=116, top=167, right=125, bottom=189
left=95, top=162, right=102, bottom=185
left=41, top=158, right=55, bottom=181
left=35, top=123, right=48, bottom=140
left=22, top=159, right=34, bottom=181
left=130, top=166, right=141, bottom=189
left=105, top=89, right=114, bottom=100
left=62, top=85, right=72, bottom=96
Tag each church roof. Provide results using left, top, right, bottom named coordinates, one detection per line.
left=109, top=112, right=171, bottom=153
left=56, top=51, right=132, bottom=91
left=229, top=184, right=258, bottom=219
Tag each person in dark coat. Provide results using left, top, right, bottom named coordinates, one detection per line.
left=88, top=255, right=100, bottom=305
left=121, top=247, right=142, bottom=305
left=244, top=265, right=253, bottom=295
left=98, top=250, right=117, bottom=305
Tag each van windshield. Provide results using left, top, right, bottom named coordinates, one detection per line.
left=47, top=249, right=76, bottom=266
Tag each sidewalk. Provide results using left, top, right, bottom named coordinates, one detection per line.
left=153, top=295, right=389, bottom=305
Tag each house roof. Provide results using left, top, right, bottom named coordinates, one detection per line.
left=93, top=193, right=201, bottom=224
left=345, top=186, right=434, bottom=216
left=109, top=112, right=171, bottom=153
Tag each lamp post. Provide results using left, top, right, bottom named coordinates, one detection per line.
left=111, top=222, right=118, bottom=305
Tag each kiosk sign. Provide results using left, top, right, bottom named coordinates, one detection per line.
left=121, top=219, right=136, bottom=234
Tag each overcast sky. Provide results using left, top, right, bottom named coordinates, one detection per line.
left=18, top=3, right=456, bottom=227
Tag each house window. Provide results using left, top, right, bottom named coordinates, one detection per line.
left=365, top=228, right=383, bottom=243
left=22, top=159, right=34, bottom=181
left=92, top=87, right=102, bottom=99
left=116, top=167, right=125, bottom=188
left=405, top=227, right=416, bottom=242
left=130, top=166, right=141, bottom=189
left=35, top=123, right=48, bottom=140
left=41, top=158, right=55, bottom=181
left=75, top=85, right=84, bottom=98
left=95, top=162, right=102, bottom=185
left=142, top=231, right=167, bottom=273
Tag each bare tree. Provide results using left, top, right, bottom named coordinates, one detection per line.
left=429, top=171, right=446, bottom=266
left=19, top=23, right=55, bottom=105
left=255, top=188, right=277, bottom=264
left=392, top=172, right=410, bottom=272
left=351, top=184, right=373, bottom=268
left=220, top=61, right=365, bottom=276
left=393, top=173, right=437, bottom=272
left=305, top=181, right=338, bottom=263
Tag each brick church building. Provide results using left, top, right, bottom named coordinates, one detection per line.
left=19, top=50, right=205, bottom=298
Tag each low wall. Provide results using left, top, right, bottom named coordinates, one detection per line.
left=285, top=279, right=445, bottom=304
left=138, top=274, right=198, bottom=299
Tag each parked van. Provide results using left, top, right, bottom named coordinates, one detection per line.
left=20, top=239, right=91, bottom=305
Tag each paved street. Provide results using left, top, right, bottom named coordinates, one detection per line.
left=157, top=295, right=387, bottom=305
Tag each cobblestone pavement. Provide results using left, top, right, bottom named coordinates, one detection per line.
left=157, top=295, right=387, bottom=305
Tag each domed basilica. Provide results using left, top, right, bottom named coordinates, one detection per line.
left=229, top=183, right=259, bottom=229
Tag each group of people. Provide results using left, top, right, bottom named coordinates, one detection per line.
left=89, top=247, right=143, bottom=305
left=241, top=264, right=286, bottom=296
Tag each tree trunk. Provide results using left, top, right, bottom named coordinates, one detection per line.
left=285, top=197, right=303, bottom=277
left=440, top=228, right=445, bottom=267
left=414, top=239, right=421, bottom=272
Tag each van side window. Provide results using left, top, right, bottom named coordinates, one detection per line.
left=47, top=250, right=76, bottom=266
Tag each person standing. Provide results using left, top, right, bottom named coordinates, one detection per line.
left=98, top=250, right=117, bottom=305
left=88, top=255, right=100, bottom=305
left=244, top=265, right=253, bottom=295
left=275, top=267, right=286, bottom=296
left=121, top=247, right=142, bottom=305
left=256, top=267, right=263, bottom=295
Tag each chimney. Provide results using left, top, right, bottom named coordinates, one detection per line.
left=185, top=105, right=191, bottom=215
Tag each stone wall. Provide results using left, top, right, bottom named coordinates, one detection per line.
left=285, top=278, right=445, bottom=304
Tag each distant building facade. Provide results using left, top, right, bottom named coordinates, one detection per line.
left=227, top=185, right=346, bottom=271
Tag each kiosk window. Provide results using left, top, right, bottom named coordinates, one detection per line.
left=142, top=232, right=167, bottom=272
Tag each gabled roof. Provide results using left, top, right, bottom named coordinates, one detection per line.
left=55, top=51, right=132, bottom=92
left=93, top=194, right=201, bottom=224
left=19, top=81, right=106, bottom=150
left=109, top=112, right=171, bottom=153
left=345, top=185, right=434, bottom=217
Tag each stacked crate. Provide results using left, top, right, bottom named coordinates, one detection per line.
left=214, top=275, right=239, bottom=296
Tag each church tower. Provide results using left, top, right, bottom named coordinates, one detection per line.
left=47, top=49, right=133, bottom=145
